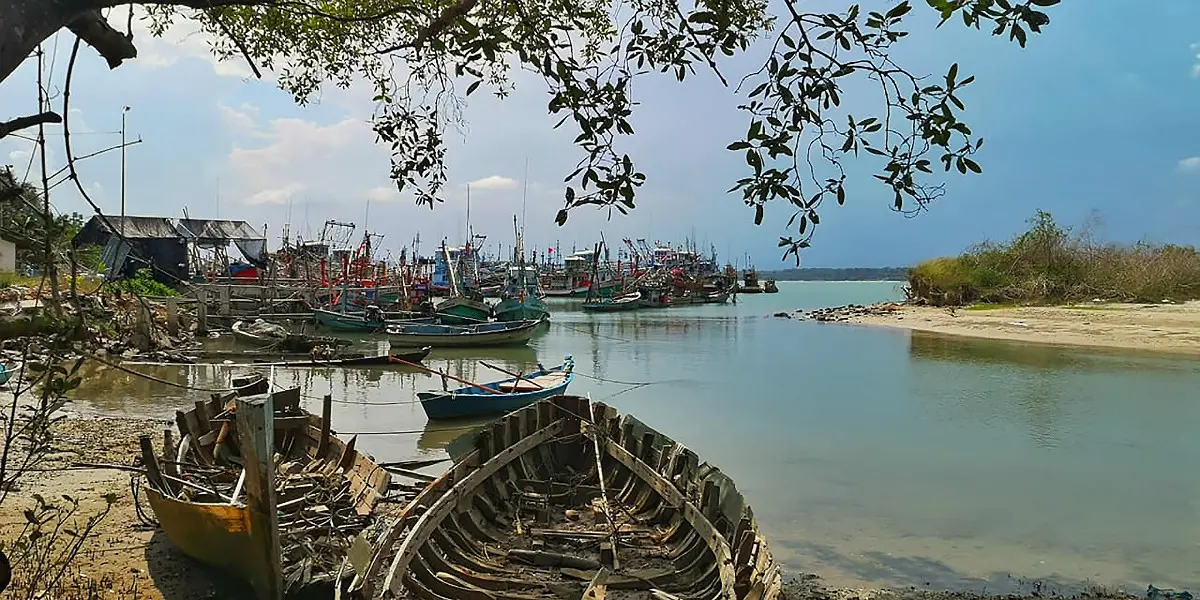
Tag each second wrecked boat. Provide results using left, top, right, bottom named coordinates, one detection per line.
left=347, top=394, right=783, bottom=599
left=138, top=378, right=432, bottom=599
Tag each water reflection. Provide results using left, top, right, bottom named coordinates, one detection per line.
left=907, top=331, right=1200, bottom=376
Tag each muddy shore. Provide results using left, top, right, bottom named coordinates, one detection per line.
left=794, top=301, right=1200, bottom=355
left=0, top=413, right=1147, bottom=600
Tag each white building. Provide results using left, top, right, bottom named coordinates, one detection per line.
left=0, top=236, right=14, bottom=273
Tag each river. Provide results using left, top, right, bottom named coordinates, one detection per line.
left=70, top=281, right=1200, bottom=593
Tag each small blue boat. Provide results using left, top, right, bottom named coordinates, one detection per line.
left=0, top=363, right=9, bottom=386
left=417, top=356, right=575, bottom=419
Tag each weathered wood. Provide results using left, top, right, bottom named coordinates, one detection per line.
left=601, top=437, right=738, bottom=600
left=166, top=296, right=180, bottom=336
left=139, top=436, right=171, bottom=495
left=318, top=394, right=333, bottom=457
left=234, top=395, right=284, bottom=600
left=162, top=429, right=176, bottom=476
left=383, top=420, right=566, bottom=594
left=195, top=288, right=209, bottom=334
left=582, top=567, right=609, bottom=600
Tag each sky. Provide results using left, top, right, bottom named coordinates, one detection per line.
left=1, top=1, right=1200, bottom=268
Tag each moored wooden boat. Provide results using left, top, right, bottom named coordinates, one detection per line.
left=493, top=294, right=549, bottom=322
left=349, top=394, right=783, bottom=599
left=231, top=319, right=288, bottom=345
left=435, top=296, right=492, bottom=325
left=233, top=319, right=352, bottom=352
left=386, top=319, right=541, bottom=348
left=140, top=384, right=432, bottom=599
left=417, top=356, right=575, bottom=419
left=763, top=279, right=779, bottom=293
left=314, top=307, right=386, bottom=332
left=582, top=290, right=642, bottom=312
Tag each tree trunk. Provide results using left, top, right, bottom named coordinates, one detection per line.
left=0, top=0, right=78, bottom=84
left=0, top=0, right=137, bottom=87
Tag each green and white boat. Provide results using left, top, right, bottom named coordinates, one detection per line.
left=434, top=241, right=492, bottom=325
left=494, top=222, right=550, bottom=322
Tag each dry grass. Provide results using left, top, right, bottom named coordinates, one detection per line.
left=908, top=211, right=1200, bottom=307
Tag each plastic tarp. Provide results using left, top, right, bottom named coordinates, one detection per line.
left=99, top=237, right=131, bottom=281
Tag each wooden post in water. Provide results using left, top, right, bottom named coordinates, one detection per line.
left=234, top=394, right=283, bottom=600
left=195, top=288, right=209, bottom=334
left=219, top=285, right=231, bottom=317
left=317, top=394, right=332, bottom=457
left=165, top=297, right=179, bottom=336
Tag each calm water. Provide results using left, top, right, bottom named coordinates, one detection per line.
left=72, top=282, right=1200, bottom=593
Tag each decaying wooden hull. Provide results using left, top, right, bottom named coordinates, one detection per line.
left=350, top=394, right=782, bottom=600
left=144, top=384, right=404, bottom=599
left=143, top=492, right=261, bottom=584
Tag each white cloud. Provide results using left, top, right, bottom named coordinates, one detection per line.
left=466, top=175, right=519, bottom=190
left=1178, top=157, right=1200, bottom=171
left=365, top=185, right=403, bottom=203
left=1192, top=43, right=1200, bottom=78
left=8, top=149, right=31, bottom=165
left=225, top=115, right=388, bottom=207
left=245, top=184, right=304, bottom=205
left=129, top=9, right=254, bottom=78
left=218, top=103, right=262, bottom=133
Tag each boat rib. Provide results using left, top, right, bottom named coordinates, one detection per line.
left=354, top=395, right=781, bottom=600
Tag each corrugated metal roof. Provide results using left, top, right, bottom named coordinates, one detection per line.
left=81, top=216, right=180, bottom=240
left=176, top=219, right=265, bottom=242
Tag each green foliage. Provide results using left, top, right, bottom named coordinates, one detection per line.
left=0, top=168, right=86, bottom=272
left=2, top=492, right=114, bottom=599
left=908, top=210, right=1200, bottom=306
left=139, top=0, right=1056, bottom=255
left=107, top=268, right=178, bottom=297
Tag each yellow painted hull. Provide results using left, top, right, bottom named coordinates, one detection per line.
left=144, top=489, right=267, bottom=592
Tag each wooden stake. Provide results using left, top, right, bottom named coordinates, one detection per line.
left=138, top=436, right=171, bottom=495
left=317, top=394, right=332, bottom=457
left=234, top=395, right=284, bottom=600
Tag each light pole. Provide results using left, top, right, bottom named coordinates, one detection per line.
left=120, top=106, right=130, bottom=237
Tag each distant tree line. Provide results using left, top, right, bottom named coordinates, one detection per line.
left=759, top=267, right=909, bottom=281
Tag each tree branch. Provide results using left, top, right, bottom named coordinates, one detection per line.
left=0, top=112, right=62, bottom=140
left=374, top=0, right=479, bottom=54
left=66, top=9, right=137, bottom=69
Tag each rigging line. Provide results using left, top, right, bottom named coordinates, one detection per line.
left=550, top=321, right=632, bottom=343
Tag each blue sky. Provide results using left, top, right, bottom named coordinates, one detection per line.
left=1, top=1, right=1199, bottom=268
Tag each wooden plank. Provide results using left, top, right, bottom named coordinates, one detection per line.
left=179, top=409, right=213, bottom=464
left=162, top=429, right=176, bottom=477
left=601, top=437, right=738, bottom=600
left=139, top=436, right=171, bottom=495
left=317, top=394, right=332, bottom=457
left=582, top=567, right=609, bottom=600
left=384, top=419, right=567, bottom=595
left=193, top=401, right=212, bottom=434
left=272, top=387, right=301, bottom=413
left=234, top=395, right=284, bottom=600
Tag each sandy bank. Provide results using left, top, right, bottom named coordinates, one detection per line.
left=829, top=301, right=1200, bottom=355
left=0, top=412, right=251, bottom=599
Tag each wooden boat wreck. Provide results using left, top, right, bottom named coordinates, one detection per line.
left=417, top=356, right=575, bottom=420
left=233, top=319, right=351, bottom=352
left=346, top=394, right=782, bottom=599
left=139, top=383, right=436, bottom=599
